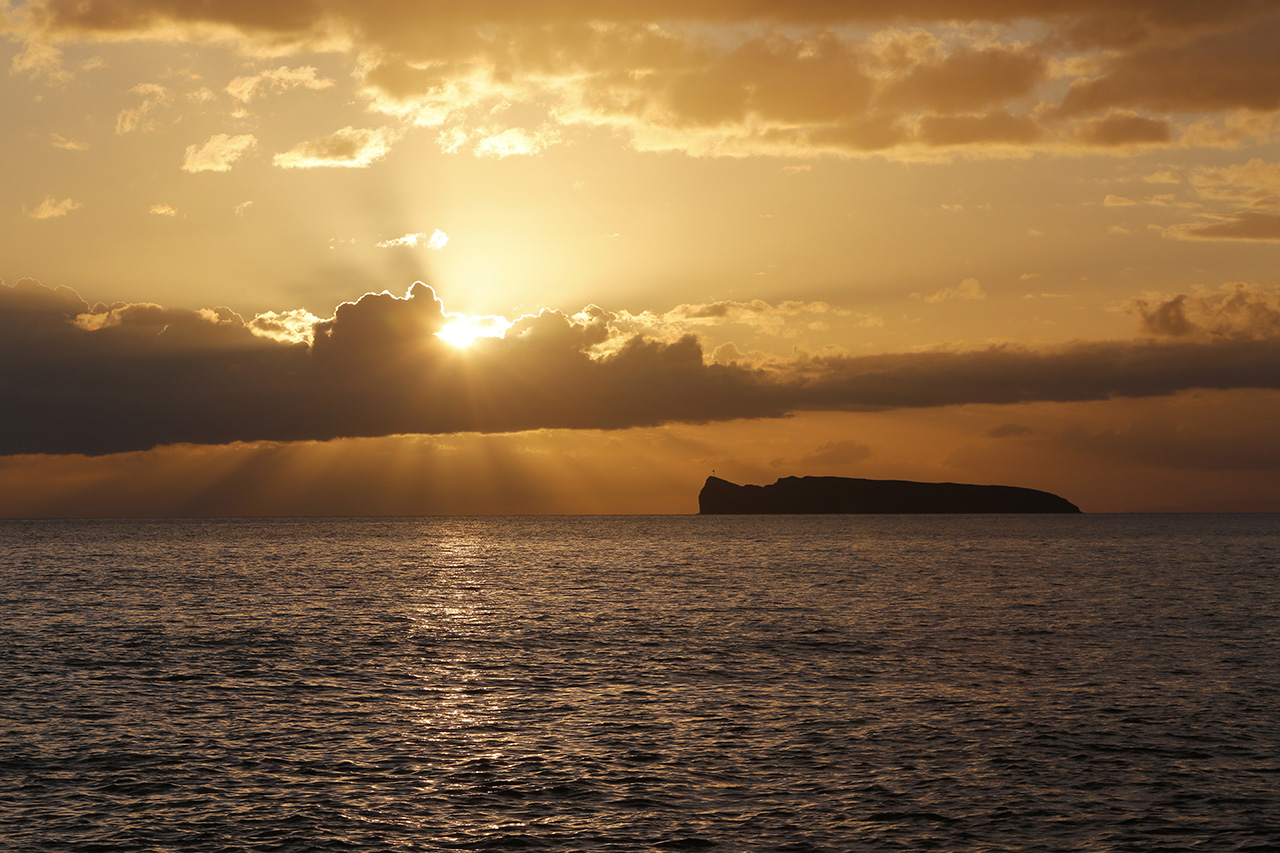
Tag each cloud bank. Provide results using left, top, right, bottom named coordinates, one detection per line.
left=4, top=277, right=1280, bottom=456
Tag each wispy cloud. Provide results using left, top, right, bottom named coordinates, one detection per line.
left=25, top=196, right=82, bottom=219
left=116, top=84, right=171, bottom=135
left=226, top=65, right=334, bottom=102
left=376, top=229, right=449, bottom=249
left=916, top=278, right=986, bottom=303
left=10, top=40, right=70, bottom=83
left=49, top=133, right=89, bottom=151
left=181, top=133, right=257, bottom=173
left=273, top=126, right=400, bottom=169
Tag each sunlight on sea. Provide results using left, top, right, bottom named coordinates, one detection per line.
left=2, top=515, right=1278, bottom=851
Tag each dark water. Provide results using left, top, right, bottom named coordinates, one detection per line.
left=1, top=515, right=1278, bottom=852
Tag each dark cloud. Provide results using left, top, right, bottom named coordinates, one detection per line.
left=918, top=111, right=1043, bottom=147
left=1129, top=284, right=1280, bottom=339
left=1131, top=293, right=1198, bottom=337
left=5, top=278, right=1280, bottom=456
left=1071, top=111, right=1171, bottom=147
left=798, top=338, right=1280, bottom=410
left=880, top=45, right=1046, bottom=114
left=1058, top=11, right=1280, bottom=116
left=0, top=280, right=785, bottom=455
left=25, top=0, right=1273, bottom=37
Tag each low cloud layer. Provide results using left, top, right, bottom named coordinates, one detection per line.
left=4, top=277, right=1280, bottom=456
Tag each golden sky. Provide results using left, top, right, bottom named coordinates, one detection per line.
left=4, top=0, right=1280, bottom=513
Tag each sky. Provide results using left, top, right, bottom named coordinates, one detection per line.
left=3, top=0, right=1280, bottom=515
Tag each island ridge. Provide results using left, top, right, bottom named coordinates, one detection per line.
left=699, top=475, right=1082, bottom=514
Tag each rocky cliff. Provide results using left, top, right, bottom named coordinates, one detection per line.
left=699, top=475, right=1081, bottom=514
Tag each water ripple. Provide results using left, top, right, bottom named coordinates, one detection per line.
left=1, top=515, right=1278, bottom=851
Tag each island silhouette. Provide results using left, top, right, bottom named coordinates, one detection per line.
left=699, top=475, right=1081, bottom=514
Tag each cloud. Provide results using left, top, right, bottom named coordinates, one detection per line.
left=1180, top=110, right=1280, bottom=150
left=601, top=297, right=873, bottom=352
left=662, top=298, right=844, bottom=327
left=1072, top=111, right=1171, bottom=147
left=917, top=278, right=985, bottom=303
left=9, top=39, right=69, bottom=82
left=376, top=229, right=449, bottom=249
left=13, top=1, right=1280, bottom=160
left=881, top=44, right=1047, bottom=113
left=226, top=65, right=334, bottom=102
left=115, top=84, right=171, bottom=135
left=5, top=277, right=1280, bottom=457
left=49, top=133, right=89, bottom=150
left=149, top=203, right=177, bottom=216
left=181, top=133, right=257, bottom=173
left=1128, top=284, right=1280, bottom=340
left=273, top=126, right=400, bottom=169
left=1164, top=211, right=1280, bottom=242
left=248, top=309, right=322, bottom=345
left=25, top=196, right=81, bottom=219
left=1190, top=158, right=1280, bottom=207
left=473, top=127, right=558, bottom=158
left=916, top=111, right=1043, bottom=147
left=1057, top=13, right=1280, bottom=116
left=16, top=0, right=1270, bottom=42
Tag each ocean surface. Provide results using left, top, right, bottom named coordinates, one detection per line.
left=2, top=515, right=1278, bottom=852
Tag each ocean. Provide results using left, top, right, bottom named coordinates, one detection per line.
left=2, top=515, right=1277, bottom=851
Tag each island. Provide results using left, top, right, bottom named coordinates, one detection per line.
left=699, top=475, right=1081, bottom=514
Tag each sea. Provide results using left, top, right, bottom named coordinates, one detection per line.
left=1, top=515, right=1277, bottom=852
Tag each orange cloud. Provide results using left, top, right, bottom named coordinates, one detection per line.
left=916, top=278, right=985, bottom=303
left=115, top=83, right=171, bottom=134
left=225, top=64, right=334, bottom=101
left=181, top=133, right=257, bottom=172
left=12, top=1, right=1279, bottom=160
left=25, top=196, right=82, bottom=218
left=272, top=126, right=400, bottom=168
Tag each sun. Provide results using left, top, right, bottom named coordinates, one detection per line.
left=436, top=314, right=513, bottom=348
